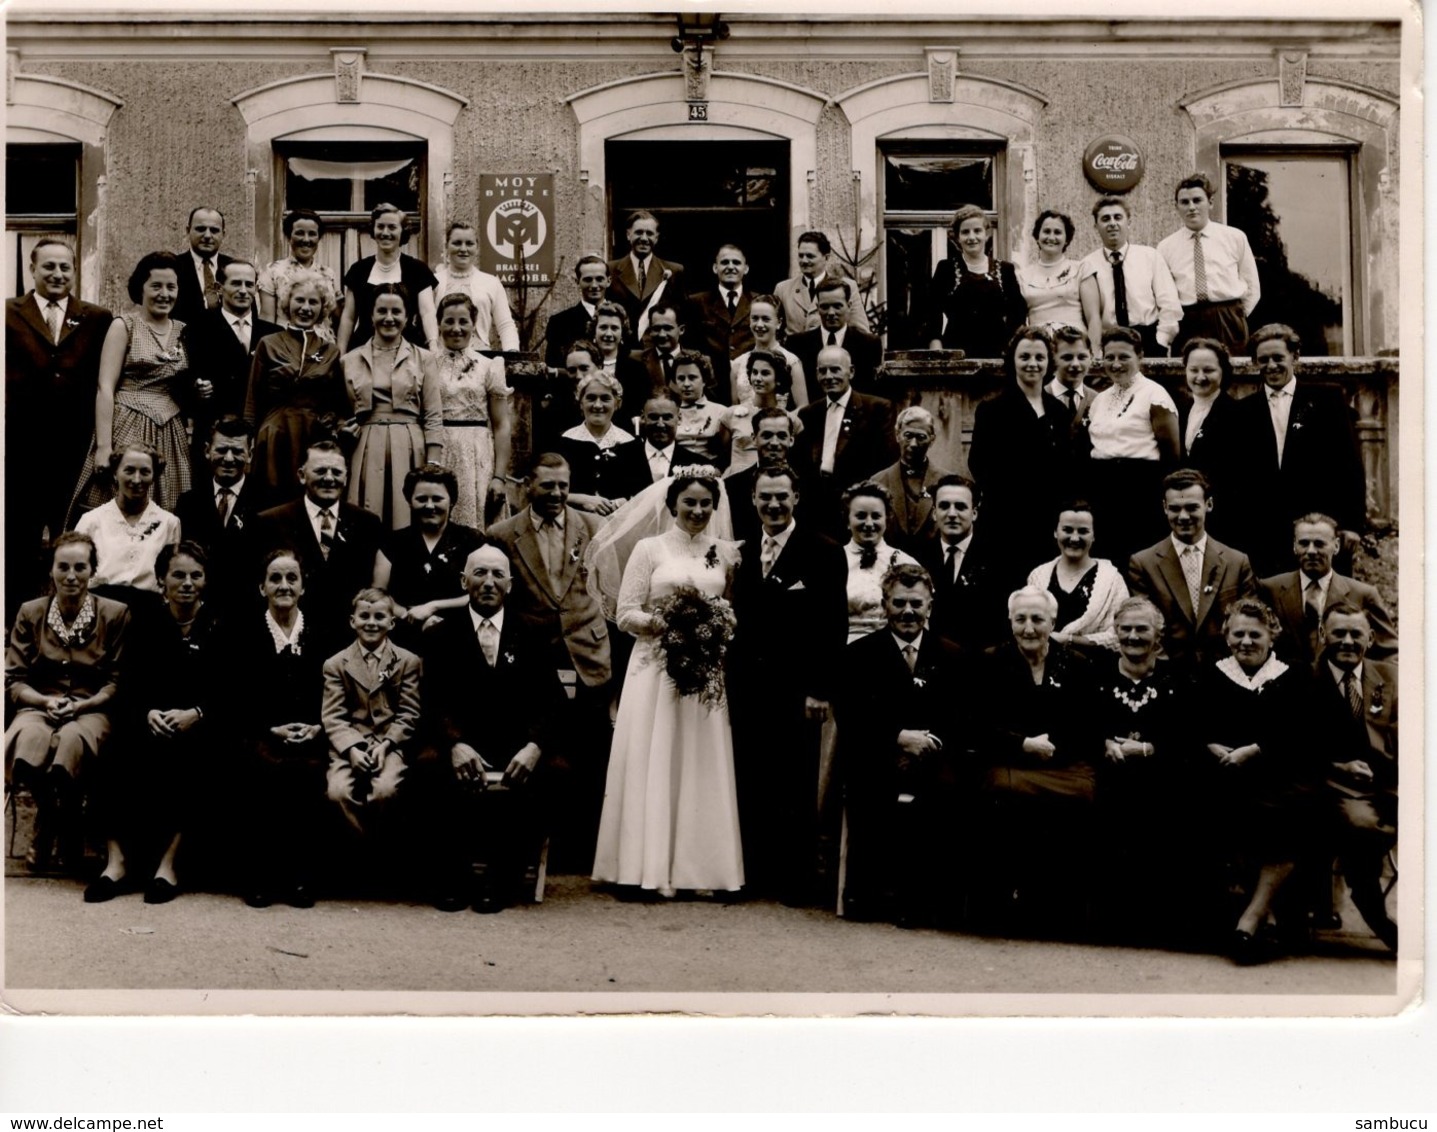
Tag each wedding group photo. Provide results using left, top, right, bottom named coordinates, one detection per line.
left=1, top=7, right=1412, bottom=1007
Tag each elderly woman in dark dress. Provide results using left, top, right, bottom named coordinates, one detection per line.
left=967, top=325, right=1075, bottom=585
left=91, top=541, right=222, bottom=904
left=234, top=549, right=328, bottom=909
left=971, top=584, right=1100, bottom=931
left=1089, top=595, right=1189, bottom=941
left=5, top=532, right=130, bottom=877
left=371, top=463, right=482, bottom=647
left=1198, top=597, right=1321, bottom=965
left=926, top=204, right=1028, bottom=357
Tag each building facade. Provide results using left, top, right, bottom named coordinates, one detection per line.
left=5, top=12, right=1402, bottom=359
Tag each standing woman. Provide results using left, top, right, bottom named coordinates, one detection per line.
left=341, top=284, right=444, bottom=530
left=257, top=209, right=339, bottom=340
left=1083, top=326, right=1181, bottom=568
left=1178, top=337, right=1241, bottom=518
left=589, top=300, right=650, bottom=421
left=926, top=204, right=1029, bottom=358
left=70, top=252, right=193, bottom=520
left=839, top=482, right=919, bottom=643
left=729, top=294, right=809, bottom=408
left=722, top=349, right=801, bottom=475
left=244, top=270, right=346, bottom=511
left=589, top=472, right=745, bottom=898
left=431, top=220, right=518, bottom=353
left=968, top=325, right=1075, bottom=583
left=97, top=541, right=222, bottom=904
left=1018, top=210, right=1093, bottom=334
left=336, top=203, right=439, bottom=353
left=433, top=292, right=513, bottom=528
left=5, top=532, right=130, bottom=877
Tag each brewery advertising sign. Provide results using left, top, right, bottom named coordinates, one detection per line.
left=479, top=173, right=555, bottom=285
left=1082, top=136, right=1145, bottom=192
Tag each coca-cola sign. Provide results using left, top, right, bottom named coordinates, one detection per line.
left=1083, top=135, right=1145, bottom=192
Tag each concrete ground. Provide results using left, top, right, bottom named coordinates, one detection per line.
left=4, top=870, right=1397, bottom=1005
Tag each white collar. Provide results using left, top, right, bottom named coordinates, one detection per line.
left=264, top=608, right=304, bottom=653
left=892, top=631, right=924, bottom=655
left=1302, top=570, right=1333, bottom=595
left=826, top=387, right=853, bottom=412
left=645, top=440, right=676, bottom=460
left=191, top=249, right=218, bottom=271
left=941, top=531, right=974, bottom=553
left=1217, top=653, right=1289, bottom=691
left=303, top=495, right=338, bottom=524
left=469, top=605, right=505, bottom=636
left=763, top=519, right=797, bottom=548
left=214, top=476, right=245, bottom=497
left=1328, top=659, right=1363, bottom=687
left=531, top=508, right=565, bottom=531
left=1267, top=378, right=1296, bottom=399
left=581, top=300, right=596, bottom=317
left=222, top=307, right=250, bottom=328
left=720, top=284, right=744, bottom=299
left=36, top=293, right=68, bottom=314
left=1104, top=243, right=1130, bottom=260
left=1171, top=533, right=1207, bottom=559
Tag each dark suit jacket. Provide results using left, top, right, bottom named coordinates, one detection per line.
left=1230, top=381, right=1366, bottom=574
left=730, top=521, right=848, bottom=708
left=917, top=529, right=1010, bottom=652
left=172, top=250, right=234, bottom=328
left=688, top=288, right=754, bottom=405
left=185, top=307, right=279, bottom=419
left=543, top=303, right=595, bottom=369
left=1127, top=535, right=1256, bottom=670
left=628, top=347, right=680, bottom=409
left=175, top=477, right=266, bottom=616
left=1257, top=570, right=1397, bottom=669
left=251, top=499, right=383, bottom=657
left=793, top=391, right=897, bottom=492
left=724, top=462, right=811, bottom=549
left=870, top=461, right=953, bottom=554
left=420, top=607, right=565, bottom=764
left=485, top=505, right=611, bottom=687
left=1310, top=656, right=1397, bottom=804
left=786, top=327, right=884, bottom=398
left=606, top=254, right=687, bottom=333
left=5, top=292, right=113, bottom=543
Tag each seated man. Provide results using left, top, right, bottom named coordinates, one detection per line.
left=833, top=563, right=965, bottom=928
left=1257, top=512, right=1396, bottom=669
left=421, top=542, right=566, bottom=913
left=321, top=588, right=422, bottom=839
left=1312, top=602, right=1398, bottom=952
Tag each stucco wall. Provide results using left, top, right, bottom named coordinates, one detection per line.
left=19, top=40, right=1400, bottom=346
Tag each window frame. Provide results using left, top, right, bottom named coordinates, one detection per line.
left=5, top=142, right=82, bottom=299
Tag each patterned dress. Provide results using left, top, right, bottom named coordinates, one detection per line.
left=435, top=348, right=510, bottom=529
left=69, top=314, right=192, bottom=523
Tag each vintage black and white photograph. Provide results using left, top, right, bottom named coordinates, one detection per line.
left=0, top=1, right=1420, bottom=1018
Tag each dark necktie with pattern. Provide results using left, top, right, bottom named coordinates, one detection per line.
left=1109, top=250, right=1128, bottom=327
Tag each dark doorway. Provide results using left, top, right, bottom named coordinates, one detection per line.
left=606, top=139, right=790, bottom=294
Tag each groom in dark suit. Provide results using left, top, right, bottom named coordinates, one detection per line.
left=4, top=238, right=112, bottom=608
left=729, top=464, right=847, bottom=903
left=251, top=440, right=383, bottom=658
left=419, top=541, right=567, bottom=912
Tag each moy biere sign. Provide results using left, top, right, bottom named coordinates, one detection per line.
left=1082, top=135, right=1145, bottom=193
left=479, top=173, right=555, bottom=285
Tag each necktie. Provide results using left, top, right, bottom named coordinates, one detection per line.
left=44, top=301, right=63, bottom=344
left=726, top=289, right=738, bottom=317
left=202, top=258, right=219, bottom=310
left=1303, top=577, right=1323, bottom=631
left=821, top=399, right=843, bottom=474
left=216, top=486, right=233, bottom=528
left=1109, top=250, right=1129, bottom=327
left=539, top=519, right=564, bottom=594
left=945, top=542, right=962, bottom=584
left=903, top=644, right=918, bottom=673
left=827, top=331, right=838, bottom=347
left=636, top=257, right=648, bottom=293
left=233, top=316, right=249, bottom=348
left=807, top=279, right=816, bottom=303
left=1269, top=389, right=1290, bottom=465
left=651, top=449, right=669, bottom=482
left=1063, top=388, right=1078, bottom=416
left=1192, top=230, right=1209, bottom=302
left=318, top=508, right=335, bottom=560
left=662, top=353, right=675, bottom=385
left=478, top=618, right=499, bottom=667
left=1342, top=671, right=1362, bottom=720
left=761, top=535, right=778, bottom=578
left=1181, top=544, right=1203, bottom=615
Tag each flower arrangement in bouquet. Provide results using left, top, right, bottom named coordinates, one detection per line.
left=649, top=584, right=736, bottom=710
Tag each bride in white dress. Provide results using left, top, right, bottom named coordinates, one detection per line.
left=588, top=469, right=745, bottom=896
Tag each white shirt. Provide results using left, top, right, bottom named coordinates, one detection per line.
left=33, top=293, right=69, bottom=323
left=214, top=476, right=246, bottom=515
left=939, top=531, right=974, bottom=580
left=644, top=440, right=679, bottom=481
left=1267, top=378, right=1295, bottom=463
left=1301, top=569, right=1334, bottom=616
left=1327, top=659, right=1364, bottom=691
left=1079, top=243, right=1182, bottom=347
left=1157, top=221, right=1261, bottom=313
left=820, top=387, right=853, bottom=474
left=1171, top=533, right=1208, bottom=562
left=190, top=249, right=218, bottom=294
left=1184, top=396, right=1216, bottom=453
left=74, top=499, right=182, bottom=592
left=431, top=266, right=519, bottom=351
left=468, top=605, right=505, bottom=638
left=719, top=285, right=745, bottom=308
left=822, top=325, right=849, bottom=350
left=891, top=632, right=925, bottom=662
left=221, top=306, right=252, bottom=349
left=1046, top=378, right=1090, bottom=415
left=1086, top=375, right=1177, bottom=460
left=303, top=495, right=340, bottom=548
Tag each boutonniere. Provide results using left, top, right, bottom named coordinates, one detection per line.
left=596, top=448, right=616, bottom=462
left=232, top=514, right=244, bottom=531
left=333, top=524, right=347, bottom=544
left=570, top=540, right=583, bottom=566
left=1370, top=684, right=1385, bottom=715
left=65, top=317, right=81, bottom=329
left=912, top=675, right=926, bottom=688
left=436, top=551, right=449, bottom=565
left=156, top=347, right=183, bottom=363
left=730, top=404, right=751, bottom=419
left=308, top=349, right=327, bottom=364
left=503, top=651, right=515, bottom=666
left=704, top=545, right=720, bottom=571
left=1203, top=583, right=1214, bottom=595
left=840, top=417, right=852, bottom=434
left=137, top=519, right=162, bottom=539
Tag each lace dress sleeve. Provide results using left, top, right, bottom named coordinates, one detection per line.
left=616, top=537, right=659, bottom=636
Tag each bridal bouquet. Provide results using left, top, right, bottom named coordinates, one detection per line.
left=650, top=585, right=735, bottom=710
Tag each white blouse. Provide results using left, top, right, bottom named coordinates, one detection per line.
left=74, top=499, right=182, bottom=592
left=1086, top=375, right=1177, bottom=461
